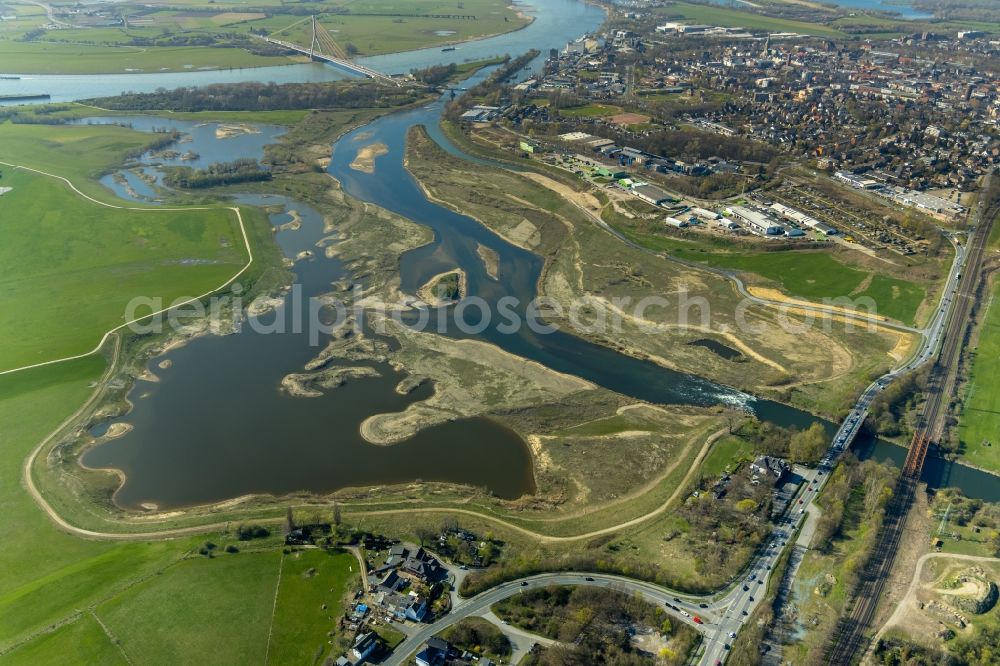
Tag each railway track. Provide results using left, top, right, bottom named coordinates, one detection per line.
left=823, top=195, right=998, bottom=665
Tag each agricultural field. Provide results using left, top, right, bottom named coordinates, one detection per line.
left=94, top=552, right=280, bottom=664
left=260, top=0, right=531, bottom=56
left=0, top=39, right=295, bottom=74
left=0, top=0, right=528, bottom=73
left=0, top=125, right=250, bottom=371
left=0, top=358, right=200, bottom=655
left=958, top=276, right=1000, bottom=476
left=267, top=549, right=361, bottom=664
left=654, top=1, right=844, bottom=37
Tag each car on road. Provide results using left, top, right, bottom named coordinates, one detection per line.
left=743, top=585, right=750, bottom=591
left=584, top=577, right=594, bottom=581
left=673, top=597, right=681, bottom=603
left=699, top=603, right=708, bottom=608
left=521, top=581, right=529, bottom=586
left=748, top=596, right=754, bottom=601
left=741, top=609, right=749, bottom=616
left=729, top=631, right=737, bottom=638
left=693, top=616, right=703, bottom=624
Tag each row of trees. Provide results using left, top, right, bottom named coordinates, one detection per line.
left=164, top=158, right=271, bottom=189
left=86, top=80, right=421, bottom=113
left=410, top=63, right=458, bottom=87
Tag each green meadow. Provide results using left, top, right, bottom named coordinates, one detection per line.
left=558, top=103, right=622, bottom=118
left=94, top=552, right=280, bottom=664
left=268, top=549, right=361, bottom=663
left=618, top=227, right=926, bottom=325
left=959, top=277, right=1000, bottom=476
left=0, top=101, right=362, bottom=663
left=656, top=2, right=844, bottom=38
left=683, top=250, right=926, bottom=325
left=0, top=125, right=249, bottom=371
left=0, top=359, right=205, bottom=657
left=0, top=39, right=295, bottom=75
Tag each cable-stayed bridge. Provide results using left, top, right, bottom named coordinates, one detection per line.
left=254, top=15, right=400, bottom=86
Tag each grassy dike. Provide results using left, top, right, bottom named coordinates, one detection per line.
left=958, top=274, right=1000, bottom=476
left=2, top=95, right=879, bottom=661
left=0, top=116, right=322, bottom=662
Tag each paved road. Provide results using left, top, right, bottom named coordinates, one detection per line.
left=382, top=572, right=722, bottom=666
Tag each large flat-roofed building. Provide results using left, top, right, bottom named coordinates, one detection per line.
left=727, top=205, right=784, bottom=235
left=835, top=171, right=881, bottom=189
left=632, top=183, right=674, bottom=206
left=768, top=202, right=837, bottom=234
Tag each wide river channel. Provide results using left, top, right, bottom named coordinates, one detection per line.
left=56, top=0, right=996, bottom=508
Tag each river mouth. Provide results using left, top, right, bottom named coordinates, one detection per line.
left=72, top=0, right=998, bottom=510
left=80, top=90, right=1000, bottom=511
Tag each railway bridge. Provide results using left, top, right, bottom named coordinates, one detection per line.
left=823, top=185, right=998, bottom=664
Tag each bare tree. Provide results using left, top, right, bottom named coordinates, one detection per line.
left=415, top=527, right=434, bottom=547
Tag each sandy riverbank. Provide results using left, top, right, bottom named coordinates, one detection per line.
left=349, top=142, right=388, bottom=174
left=215, top=123, right=260, bottom=139
left=477, top=243, right=500, bottom=279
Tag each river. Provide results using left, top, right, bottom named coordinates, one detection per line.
left=68, top=0, right=996, bottom=508
left=0, top=0, right=597, bottom=105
